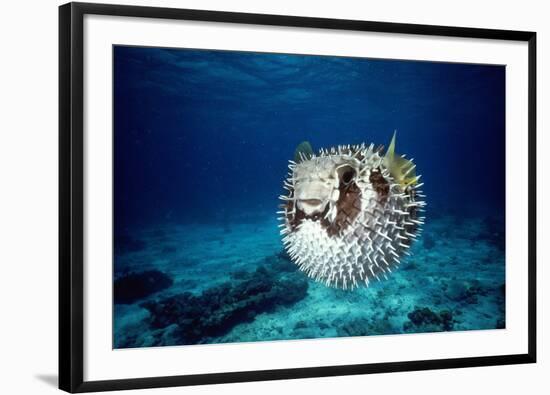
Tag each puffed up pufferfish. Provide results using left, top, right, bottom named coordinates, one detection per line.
left=278, top=132, right=426, bottom=290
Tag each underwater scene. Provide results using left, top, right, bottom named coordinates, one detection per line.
left=113, top=45, right=505, bottom=348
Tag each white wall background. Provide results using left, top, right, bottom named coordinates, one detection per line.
left=0, top=0, right=547, bottom=394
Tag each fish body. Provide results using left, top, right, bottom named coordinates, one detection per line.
left=279, top=134, right=425, bottom=290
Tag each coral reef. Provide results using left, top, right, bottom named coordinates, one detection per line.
left=140, top=258, right=308, bottom=345
left=114, top=270, right=173, bottom=304
left=404, top=306, right=454, bottom=332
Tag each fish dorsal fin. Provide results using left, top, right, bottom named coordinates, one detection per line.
left=294, top=141, right=314, bottom=163
left=384, top=131, right=417, bottom=188
left=386, top=130, right=397, bottom=163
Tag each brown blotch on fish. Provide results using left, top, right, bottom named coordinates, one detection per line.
left=323, top=181, right=362, bottom=237
left=369, top=167, right=390, bottom=204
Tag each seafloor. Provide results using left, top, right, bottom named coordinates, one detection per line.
left=113, top=213, right=505, bottom=348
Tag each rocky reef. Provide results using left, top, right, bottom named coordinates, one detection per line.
left=403, top=306, right=455, bottom=332
left=114, top=270, right=173, bottom=304
left=139, top=252, right=308, bottom=346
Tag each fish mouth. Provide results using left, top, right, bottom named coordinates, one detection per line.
left=297, top=198, right=325, bottom=215
left=299, top=198, right=323, bottom=205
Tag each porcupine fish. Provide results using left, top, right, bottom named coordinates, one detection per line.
left=278, top=132, right=425, bottom=290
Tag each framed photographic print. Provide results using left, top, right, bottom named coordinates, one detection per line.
left=59, top=2, right=537, bottom=392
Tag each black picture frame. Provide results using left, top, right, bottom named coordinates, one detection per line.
left=59, top=2, right=537, bottom=392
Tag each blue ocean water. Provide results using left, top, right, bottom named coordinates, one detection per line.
left=113, top=46, right=505, bottom=348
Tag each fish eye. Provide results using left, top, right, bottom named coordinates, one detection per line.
left=338, top=166, right=356, bottom=185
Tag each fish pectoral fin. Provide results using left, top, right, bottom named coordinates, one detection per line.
left=294, top=141, right=314, bottom=163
